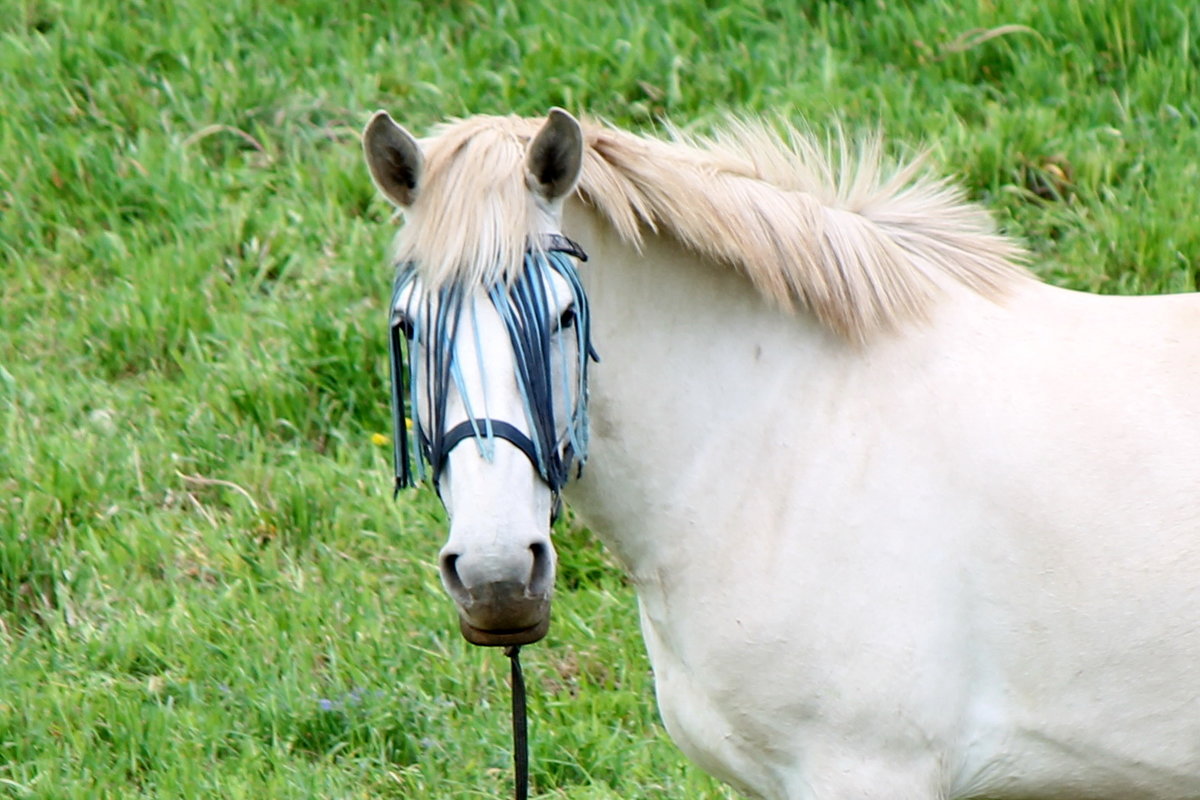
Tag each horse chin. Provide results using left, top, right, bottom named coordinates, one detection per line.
left=457, top=612, right=551, bottom=647
left=451, top=580, right=552, bottom=647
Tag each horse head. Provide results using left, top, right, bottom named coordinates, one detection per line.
left=362, top=109, right=593, bottom=647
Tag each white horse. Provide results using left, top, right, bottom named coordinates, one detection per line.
left=362, top=108, right=1200, bottom=800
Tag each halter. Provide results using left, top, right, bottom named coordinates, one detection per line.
left=387, top=234, right=595, bottom=506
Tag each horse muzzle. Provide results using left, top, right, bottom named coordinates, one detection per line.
left=440, top=537, right=555, bottom=647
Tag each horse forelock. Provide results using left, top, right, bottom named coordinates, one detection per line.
left=389, top=113, right=1032, bottom=342
left=391, top=116, right=542, bottom=290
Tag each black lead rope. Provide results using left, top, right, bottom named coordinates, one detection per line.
left=504, top=646, right=529, bottom=800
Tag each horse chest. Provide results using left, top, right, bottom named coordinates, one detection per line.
left=637, top=598, right=796, bottom=800
left=631, top=569, right=968, bottom=800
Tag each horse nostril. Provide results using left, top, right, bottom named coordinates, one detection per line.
left=440, top=551, right=467, bottom=598
left=528, top=540, right=554, bottom=596
left=439, top=541, right=554, bottom=601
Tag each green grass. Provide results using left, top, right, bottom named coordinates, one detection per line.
left=2, top=0, right=1198, bottom=796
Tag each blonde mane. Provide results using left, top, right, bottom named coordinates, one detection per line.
left=392, top=114, right=1032, bottom=342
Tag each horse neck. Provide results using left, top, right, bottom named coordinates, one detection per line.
left=561, top=201, right=852, bottom=580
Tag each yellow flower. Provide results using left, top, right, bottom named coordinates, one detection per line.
left=370, top=433, right=390, bottom=447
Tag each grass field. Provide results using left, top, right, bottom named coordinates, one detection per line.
left=2, top=0, right=1198, bottom=797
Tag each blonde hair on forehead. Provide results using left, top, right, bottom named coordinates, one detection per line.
left=391, top=116, right=539, bottom=288
left=390, top=113, right=1031, bottom=343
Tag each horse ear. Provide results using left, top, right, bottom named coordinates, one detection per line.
left=363, top=110, right=423, bottom=207
left=525, top=107, right=583, bottom=202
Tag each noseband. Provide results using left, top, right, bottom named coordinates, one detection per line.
left=438, top=418, right=541, bottom=477
left=388, top=234, right=594, bottom=507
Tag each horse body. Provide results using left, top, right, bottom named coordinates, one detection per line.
left=362, top=109, right=1200, bottom=799
left=567, top=206, right=1200, bottom=798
